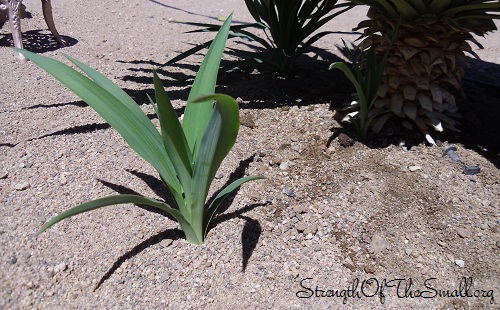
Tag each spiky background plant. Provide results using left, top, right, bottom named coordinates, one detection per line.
left=165, top=0, right=353, bottom=75
left=348, top=0, right=500, bottom=137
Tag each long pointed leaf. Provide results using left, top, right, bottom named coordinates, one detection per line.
left=203, top=176, right=265, bottom=239
left=64, top=55, right=143, bottom=118
left=190, top=93, right=240, bottom=239
left=17, top=49, right=183, bottom=194
left=162, top=40, right=213, bottom=67
left=152, top=72, right=193, bottom=217
left=38, top=194, right=200, bottom=244
left=329, top=62, right=367, bottom=106
left=182, top=14, right=233, bottom=156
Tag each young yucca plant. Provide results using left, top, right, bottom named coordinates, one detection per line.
left=330, top=42, right=390, bottom=140
left=348, top=0, right=500, bottom=139
left=330, top=22, right=398, bottom=139
left=19, top=14, right=263, bottom=245
left=164, top=0, right=353, bottom=75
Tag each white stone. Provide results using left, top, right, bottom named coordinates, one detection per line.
left=14, top=181, right=30, bottom=191
left=455, top=259, right=465, bottom=268
left=409, top=165, right=422, bottom=172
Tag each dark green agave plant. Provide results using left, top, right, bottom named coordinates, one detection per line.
left=19, top=14, right=263, bottom=245
left=165, top=0, right=353, bottom=75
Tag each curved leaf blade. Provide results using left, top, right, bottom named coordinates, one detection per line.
left=190, top=93, right=240, bottom=238
left=152, top=71, right=194, bottom=219
left=203, top=175, right=265, bottom=239
left=17, top=49, right=183, bottom=195
left=38, top=194, right=199, bottom=242
left=182, top=13, right=233, bottom=156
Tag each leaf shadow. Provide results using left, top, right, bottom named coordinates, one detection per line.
left=117, top=47, right=351, bottom=110
left=147, top=0, right=249, bottom=25
left=22, top=100, right=88, bottom=110
left=240, top=215, right=261, bottom=272
left=93, top=227, right=184, bottom=291
left=147, top=0, right=223, bottom=22
left=0, top=142, right=18, bottom=148
left=27, top=108, right=177, bottom=142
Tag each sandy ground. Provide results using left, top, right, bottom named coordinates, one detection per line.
left=1, top=0, right=499, bottom=309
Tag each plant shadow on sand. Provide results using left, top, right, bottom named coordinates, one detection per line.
left=115, top=46, right=500, bottom=168
left=0, top=30, right=77, bottom=53
left=92, top=155, right=267, bottom=290
left=20, top=46, right=500, bottom=171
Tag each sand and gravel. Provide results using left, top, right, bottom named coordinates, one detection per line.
left=1, top=1, right=499, bottom=309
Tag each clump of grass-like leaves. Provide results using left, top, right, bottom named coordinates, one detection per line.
left=19, top=14, right=263, bottom=245
left=165, top=0, right=353, bottom=75
left=329, top=22, right=399, bottom=139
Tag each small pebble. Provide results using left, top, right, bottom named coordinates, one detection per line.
left=437, top=241, right=448, bottom=248
left=0, top=171, right=8, bottom=179
left=295, top=222, right=317, bottom=235
left=338, top=133, right=355, bottom=148
left=456, top=228, right=472, bottom=238
left=343, top=257, right=355, bottom=272
left=291, top=144, right=300, bottom=152
left=22, top=162, right=33, bottom=168
left=9, top=256, right=17, bottom=265
left=455, top=259, right=465, bottom=268
left=409, top=165, right=422, bottom=172
left=279, top=162, right=289, bottom=170
left=369, top=234, right=390, bottom=254
left=14, top=182, right=30, bottom=191
left=54, top=262, right=67, bottom=273
left=282, top=187, right=295, bottom=198
left=293, top=205, right=307, bottom=214
left=240, top=114, right=256, bottom=129
left=364, top=265, right=376, bottom=274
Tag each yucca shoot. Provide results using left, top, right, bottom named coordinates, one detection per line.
left=348, top=0, right=500, bottom=137
left=19, top=14, right=263, bottom=245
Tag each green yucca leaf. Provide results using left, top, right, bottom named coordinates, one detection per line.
left=388, top=0, right=419, bottom=19
left=445, top=3, right=500, bottom=17
left=329, top=62, right=367, bottom=107
left=429, top=0, right=453, bottom=13
left=183, top=14, right=233, bottom=157
left=330, top=21, right=399, bottom=139
left=189, top=93, right=240, bottom=238
left=152, top=71, right=193, bottom=216
left=38, top=194, right=199, bottom=244
left=407, top=0, right=427, bottom=13
left=166, top=0, right=354, bottom=74
left=17, top=49, right=183, bottom=195
left=203, top=175, right=265, bottom=239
